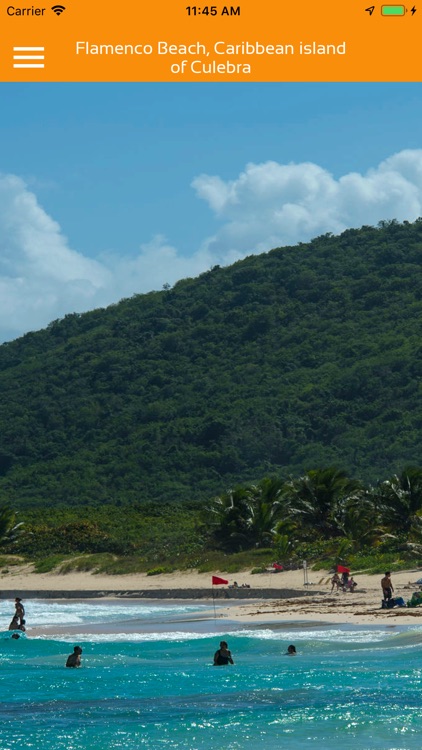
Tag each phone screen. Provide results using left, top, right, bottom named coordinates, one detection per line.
left=1, top=4, right=422, bottom=749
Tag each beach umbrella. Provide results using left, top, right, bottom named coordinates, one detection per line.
left=337, top=565, right=350, bottom=574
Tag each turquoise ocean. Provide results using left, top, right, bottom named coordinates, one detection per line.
left=1, top=599, right=422, bottom=749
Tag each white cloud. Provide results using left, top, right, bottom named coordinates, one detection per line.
left=193, top=149, right=422, bottom=257
left=1, top=149, right=422, bottom=342
left=98, top=235, right=218, bottom=297
left=0, top=174, right=108, bottom=283
left=0, top=174, right=113, bottom=341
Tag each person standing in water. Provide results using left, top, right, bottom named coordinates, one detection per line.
left=213, top=641, right=234, bottom=665
left=14, top=598, right=25, bottom=626
left=66, top=646, right=83, bottom=668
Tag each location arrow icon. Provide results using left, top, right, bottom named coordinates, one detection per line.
left=365, top=5, right=375, bottom=14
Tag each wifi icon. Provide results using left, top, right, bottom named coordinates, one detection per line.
left=51, top=4, right=66, bottom=14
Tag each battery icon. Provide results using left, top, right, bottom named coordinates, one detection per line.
left=381, top=5, right=406, bottom=14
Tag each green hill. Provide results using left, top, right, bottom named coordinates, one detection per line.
left=1, top=218, right=422, bottom=508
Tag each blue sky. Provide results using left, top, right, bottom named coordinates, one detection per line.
left=1, top=82, right=422, bottom=342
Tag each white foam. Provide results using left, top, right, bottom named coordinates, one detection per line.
left=0, top=600, right=210, bottom=627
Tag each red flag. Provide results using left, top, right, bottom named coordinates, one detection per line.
left=337, top=565, right=350, bottom=574
left=273, top=563, right=284, bottom=570
left=212, top=575, right=228, bottom=585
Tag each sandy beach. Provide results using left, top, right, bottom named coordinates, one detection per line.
left=2, top=564, right=422, bottom=629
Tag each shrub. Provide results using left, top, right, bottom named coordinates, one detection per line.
left=146, top=566, right=168, bottom=576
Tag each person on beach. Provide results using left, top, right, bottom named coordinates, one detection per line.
left=285, top=645, right=297, bottom=655
left=213, top=641, right=234, bottom=665
left=331, top=572, right=341, bottom=592
left=341, top=571, right=349, bottom=588
left=66, top=646, right=83, bottom=668
left=381, top=572, right=394, bottom=601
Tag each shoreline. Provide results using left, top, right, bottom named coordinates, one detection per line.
left=2, top=566, right=422, bottom=628
left=0, top=587, right=321, bottom=600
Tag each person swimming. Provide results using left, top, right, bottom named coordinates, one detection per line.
left=213, top=641, right=234, bottom=665
left=285, top=645, right=297, bottom=655
left=66, top=646, right=83, bottom=668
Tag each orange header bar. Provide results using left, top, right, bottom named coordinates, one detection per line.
left=0, top=0, right=420, bottom=81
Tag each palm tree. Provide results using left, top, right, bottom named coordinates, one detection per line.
left=245, top=477, right=286, bottom=548
left=0, top=505, right=23, bottom=549
left=208, top=487, right=252, bottom=551
left=374, top=467, right=422, bottom=535
left=339, top=485, right=383, bottom=548
left=209, top=477, right=287, bottom=550
left=282, top=467, right=361, bottom=539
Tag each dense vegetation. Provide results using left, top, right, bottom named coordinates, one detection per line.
left=2, top=466, right=422, bottom=574
left=207, top=466, right=422, bottom=569
left=1, top=219, right=422, bottom=508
